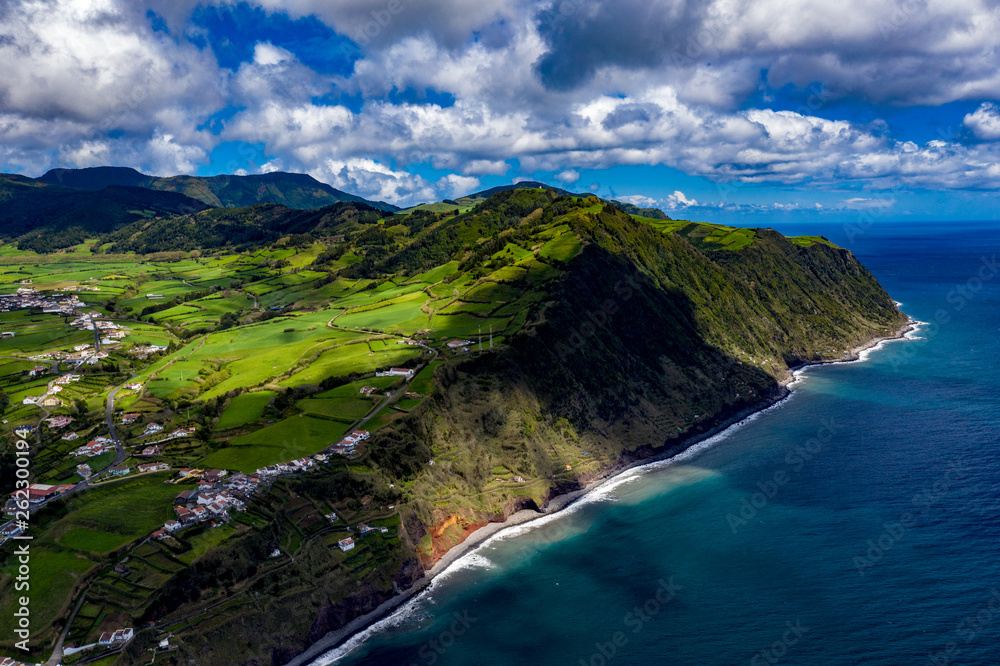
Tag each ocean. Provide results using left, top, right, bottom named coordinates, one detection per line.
left=314, top=220, right=1000, bottom=666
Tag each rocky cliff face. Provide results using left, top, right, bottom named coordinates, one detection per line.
left=371, top=205, right=906, bottom=567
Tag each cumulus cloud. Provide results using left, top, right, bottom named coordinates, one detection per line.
left=0, top=0, right=221, bottom=174
left=664, top=190, right=698, bottom=208
left=437, top=173, right=481, bottom=198
left=618, top=194, right=658, bottom=207
left=964, top=103, right=1000, bottom=141
left=532, top=0, right=1000, bottom=107
left=314, top=157, right=437, bottom=204
left=621, top=191, right=698, bottom=211
left=4, top=0, right=1000, bottom=204
left=556, top=169, right=580, bottom=184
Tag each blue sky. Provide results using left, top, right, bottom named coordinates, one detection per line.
left=2, top=0, right=1000, bottom=222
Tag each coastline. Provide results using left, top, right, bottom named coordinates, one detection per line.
left=287, top=319, right=918, bottom=666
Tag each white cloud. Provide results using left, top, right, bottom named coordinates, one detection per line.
left=5, top=0, right=1000, bottom=202
left=664, top=190, right=698, bottom=208
left=556, top=169, right=580, bottom=184
left=964, top=103, right=1000, bottom=141
left=253, top=42, right=294, bottom=66
left=843, top=197, right=896, bottom=210
left=437, top=174, right=481, bottom=198
left=0, top=0, right=221, bottom=175
left=314, top=158, right=437, bottom=205
left=618, top=194, right=658, bottom=207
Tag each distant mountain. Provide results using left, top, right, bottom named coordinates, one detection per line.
left=0, top=174, right=212, bottom=252
left=37, top=166, right=400, bottom=213
left=98, top=201, right=384, bottom=254
left=452, top=181, right=671, bottom=220
left=38, top=166, right=151, bottom=190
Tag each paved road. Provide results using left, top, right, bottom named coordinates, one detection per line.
left=104, top=383, right=127, bottom=467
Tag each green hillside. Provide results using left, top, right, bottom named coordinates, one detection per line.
left=0, top=185, right=905, bottom=665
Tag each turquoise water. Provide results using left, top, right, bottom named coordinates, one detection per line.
left=319, top=221, right=1000, bottom=666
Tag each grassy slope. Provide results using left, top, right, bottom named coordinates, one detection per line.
left=0, top=189, right=906, bottom=664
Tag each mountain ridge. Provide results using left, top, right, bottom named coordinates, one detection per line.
left=36, top=166, right=400, bottom=213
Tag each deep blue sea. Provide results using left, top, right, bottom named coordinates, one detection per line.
left=318, top=220, right=1000, bottom=666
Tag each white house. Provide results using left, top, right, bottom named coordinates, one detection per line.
left=338, top=537, right=355, bottom=552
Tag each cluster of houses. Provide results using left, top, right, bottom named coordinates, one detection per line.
left=68, top=311, right=129, bottom=337
left=143, top=425, right=196, bottom=444
left=125, top=344, right=168, bottom=359
left=72, top=437, right=115, bottom=457
left=155, top=471, right=256, bottom=537
left=0, top=288, right=85, bottom=314
left=54, top=372, right=82, bottom=386
left=327, top=430, right=370, bottom=457
left=256, top=456, right=319, bottom=478
left=22, top=393, right=62, bottom=408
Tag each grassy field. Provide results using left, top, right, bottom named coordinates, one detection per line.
left=215, top=391, right=275, bottom=429
left=202, top=415, right=350, bottom=472
left=297, top=396, right=374, bottom=422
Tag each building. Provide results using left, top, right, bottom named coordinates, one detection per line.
left=61, top=431, right=79, bottom=441
left=174, top=490, right=194, bottom=505
left=141, top=445, right=162, bottom=456
left=108, top=465, right=130, bottom=477
left=121, top=413, right=140, bottom=425
left=76, top=464, right=92, bottom=478
left=39, top=395, right=62, bottom=408
left=164, top=519, right=181, bottom=532
left=112, top=628, right=134, bottom=643
left=1, top=521, right=24, bottom=538
left=144, top=423, right=164, bottom=435
left=137, top=462, right=169, bottom=473
left=46, top=416, right=73, bottom=429
left=338, top=537, right=355, bottom=552
left=1, top=332, right=14, bottom=339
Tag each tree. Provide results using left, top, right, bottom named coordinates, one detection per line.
left=219, top=312, right=239, bottom=330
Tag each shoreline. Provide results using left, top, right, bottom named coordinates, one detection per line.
left=287, top=319, right=917, bottom=666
